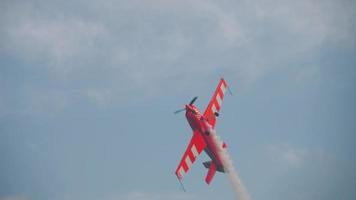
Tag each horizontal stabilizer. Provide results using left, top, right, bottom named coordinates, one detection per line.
left=205, top=161, right=217, bottom=184
left=203, top=161, right=225, bottom=173
left=203, top=161, right=212, bottom=169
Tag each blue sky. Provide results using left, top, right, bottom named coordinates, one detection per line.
left=1, top=0, right=356, bottom=200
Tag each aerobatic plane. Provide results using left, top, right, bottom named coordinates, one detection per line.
left=174, top=78, right=231, bottom=186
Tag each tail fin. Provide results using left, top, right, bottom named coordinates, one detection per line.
left=203, top=161, right=225, bottom=173
left=205, top=162, right=217, bottom=185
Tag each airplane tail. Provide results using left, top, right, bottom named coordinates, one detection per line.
left=203, top=141, right=228, bottom=184
left=205, top=161, right=217, bottom=184
left=203, top=161, right=225, bottom=172
left=203, top=160, right=226, bottom=184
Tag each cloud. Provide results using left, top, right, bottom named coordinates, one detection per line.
left=1, top=0, right=355, bottom=116
left=1, top=192, right=196, bottom=200
left=294, top=65, right=320, bottom=86
left=267, top=144, right=310, bottom=167
left=4, top=16, right=108, bottom=70
left=110, top=191, right=197, bottom=200
left=85, top=89, right=112, bottom=107
left=267, top=143, right=333, bottom=169
left=249, top=0, right=355, bottom=45
left=0, top=83, right=70, bottom=117
left=264, top=143, right=356, bottom=200
left=0, top=195, right=29, bottom=200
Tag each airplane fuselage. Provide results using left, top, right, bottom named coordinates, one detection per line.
left=185, top=104, right=225, bottom=171
left=175, top=78, right=230, bottom=185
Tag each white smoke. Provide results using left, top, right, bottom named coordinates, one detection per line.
left=211, top=131, right=251, bottom=200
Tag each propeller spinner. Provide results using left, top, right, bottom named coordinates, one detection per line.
left=174, top=96, right=198, bottom=114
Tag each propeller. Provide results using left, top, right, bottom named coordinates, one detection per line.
left=174, top=108, right=186, bottom=114
left=189, top=96, right=198, bottom=105
left=174, top=96, right=198, bottom=114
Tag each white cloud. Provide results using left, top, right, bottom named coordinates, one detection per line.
left=1, top=0, right=354, bottom=116
left=85, top=88, right=112, bottom=107
left=23, top=87, right=69, bottom=116
left=267, top=143, right=331, bottom=169
left=110, top=191, right=197, bottom=200
left=267, top=144, right=308, bottom=167
left=250, top=0, right=355, bottom=46
left=294, top=65, right=320, bottom=85
left=0, top=195, right=29, bottom=200
left=7, top=18, right=108, bottom=67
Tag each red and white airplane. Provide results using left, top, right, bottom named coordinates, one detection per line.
left=174, top=78, right=231, bottom=187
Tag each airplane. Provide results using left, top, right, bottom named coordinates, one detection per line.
left=174, top=78, right=232, bottom=187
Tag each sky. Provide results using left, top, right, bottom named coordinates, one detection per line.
left=1, top=0, right=356, bottom=200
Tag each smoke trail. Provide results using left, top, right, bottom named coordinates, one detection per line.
left=211, top=132, right=250, bottom=200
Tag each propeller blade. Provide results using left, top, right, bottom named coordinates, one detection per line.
left=189, top=96, right=198, bottom=105
left=174, top=108, right=186, bottom=114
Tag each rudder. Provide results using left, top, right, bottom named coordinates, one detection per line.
left=205, top=162, right=217, bottom=185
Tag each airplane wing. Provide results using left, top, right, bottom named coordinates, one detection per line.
left=175, top=131, right=207, bottom=180
left=203, top=78, right=229, bottom=128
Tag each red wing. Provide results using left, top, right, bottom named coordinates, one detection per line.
left=175, top=131, right=206, bottom=180
left=203, top=78, right=228, bottom=128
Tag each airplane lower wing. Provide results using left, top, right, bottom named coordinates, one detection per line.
left=203, top=78, right=229, bottom=128
left=175, top=131, right=206, bottom=180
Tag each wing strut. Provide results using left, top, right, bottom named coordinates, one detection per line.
left=227, top=85, right=233, bottom=96
left=178, top=179, right=186, bottom=192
